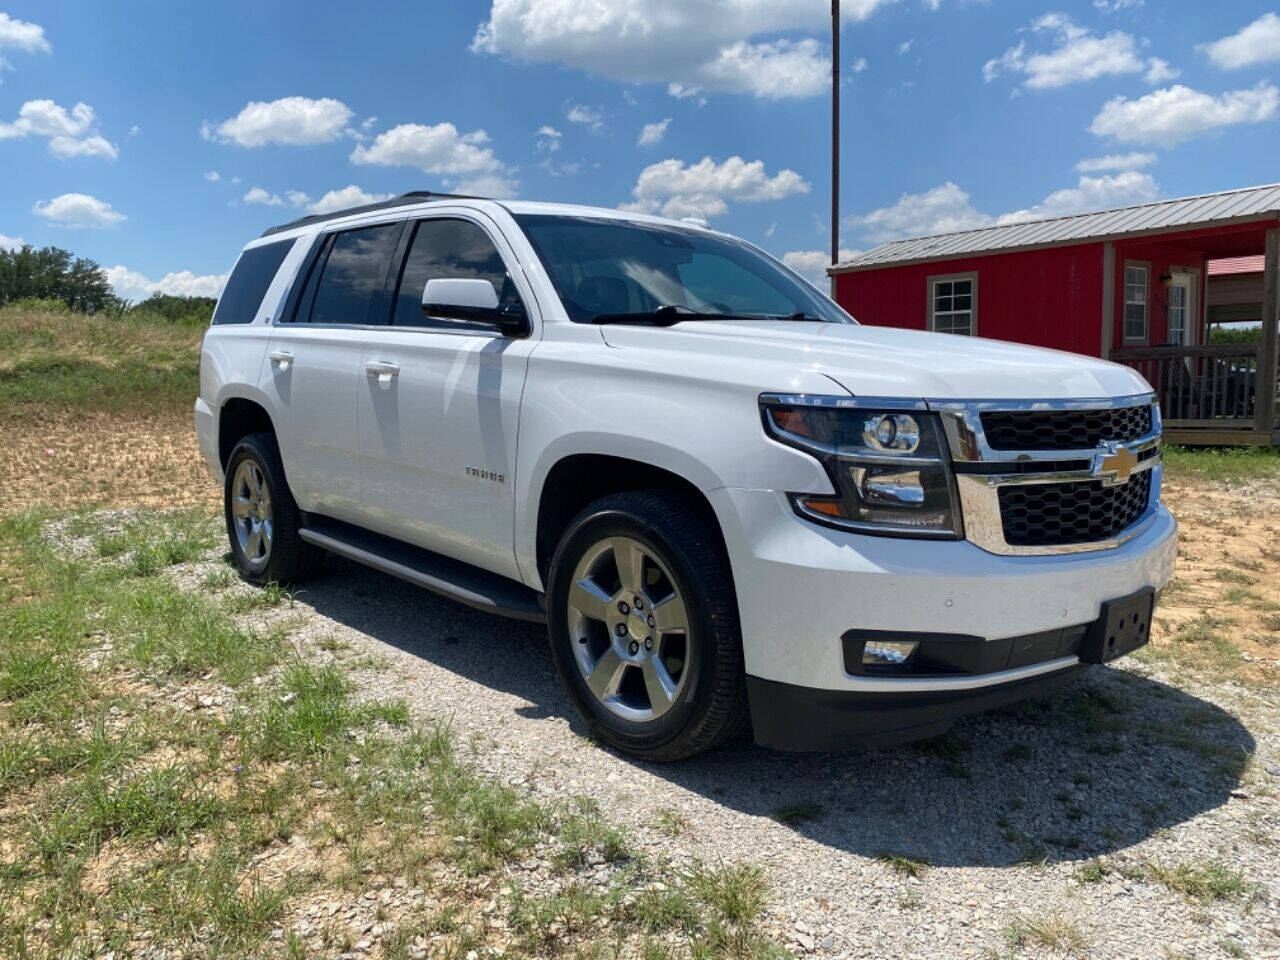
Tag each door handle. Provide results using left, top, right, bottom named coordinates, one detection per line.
left=365, top=360, right=400, bottom=384
left=268, top=350, right=294, bottom=372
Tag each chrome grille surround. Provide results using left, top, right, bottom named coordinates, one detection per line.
left=931, top=393, right=1162, bottom=556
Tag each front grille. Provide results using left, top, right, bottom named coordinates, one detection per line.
left=981, top=404, right=1153, bottom=451
left=998, top=470, right=1153, bottom=547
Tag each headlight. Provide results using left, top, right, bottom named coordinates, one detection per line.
left=760, top=394, right=962, bottom=538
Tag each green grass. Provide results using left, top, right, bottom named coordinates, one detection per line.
left=1162, top=444, right=1280, bottom=483
left=1003, top=912, right=1089, bottom=957
left=770, top=801, right=823, bottom=826
left=876, top=853, right=930, bottom=879
left=0, top=300, right=202, bottom=416
left=0, top=508, right=785, bottom=959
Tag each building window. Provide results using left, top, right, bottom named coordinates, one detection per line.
left=929, top=273, right=976, bottom=335
left=1123, top=264, right=1148, bottom=342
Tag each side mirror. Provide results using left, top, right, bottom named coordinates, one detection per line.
left=422, top=278, right=527, bottom=334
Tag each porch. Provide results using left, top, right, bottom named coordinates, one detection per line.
left=1108, top=225, right=1280, bottom=447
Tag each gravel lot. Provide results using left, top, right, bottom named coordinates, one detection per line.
left=195, top=478, right=1280, bottom=960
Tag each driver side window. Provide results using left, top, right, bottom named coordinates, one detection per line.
left=391, top=218, right=523, bottom=328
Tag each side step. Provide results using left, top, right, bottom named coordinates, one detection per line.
left=299, top=515, right=546, bottom=624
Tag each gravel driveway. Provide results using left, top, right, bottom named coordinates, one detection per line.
left=245, top=552, right=1280, bottom=960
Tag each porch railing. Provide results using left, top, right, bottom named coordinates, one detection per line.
left=1110, top=343, right=1261, bottom=425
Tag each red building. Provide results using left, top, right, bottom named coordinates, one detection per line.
left=829, top=183, right=1280, bottom=446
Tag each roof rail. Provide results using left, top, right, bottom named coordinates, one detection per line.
left=259, top=190, right=487, bottom=237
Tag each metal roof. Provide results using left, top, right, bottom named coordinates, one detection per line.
left=833, top=182, right=1280, bottom=272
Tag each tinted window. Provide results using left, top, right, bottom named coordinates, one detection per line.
left=308, top=223, right=401, bottom=325
left=392, top=218, right=523, bottom=327
left=515, top=214, right=852, bottom=324
left=211, top=239, right=294, bottom=325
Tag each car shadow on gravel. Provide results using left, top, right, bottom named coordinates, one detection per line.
left=297, top=558, right=1255, bottom=868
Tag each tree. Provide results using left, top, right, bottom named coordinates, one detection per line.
left=0, top=244, right=114, bottom=313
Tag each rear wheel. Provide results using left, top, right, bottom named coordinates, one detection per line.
left=546, top=490, right=749, bottom=761
left=223, top=432, right=323, bottom=585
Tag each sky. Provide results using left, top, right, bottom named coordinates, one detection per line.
left=3, top=1, right=1280, bottom=298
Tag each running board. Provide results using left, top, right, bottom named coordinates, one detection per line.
left=299, top=516, right=546, bottom=623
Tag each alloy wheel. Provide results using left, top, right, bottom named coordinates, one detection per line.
left=566, top=535, right=692, bottom=722
left=230, top=459, right=273, bottom=571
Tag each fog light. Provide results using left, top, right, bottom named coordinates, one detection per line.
left=862, top=640, right=919, bottom=667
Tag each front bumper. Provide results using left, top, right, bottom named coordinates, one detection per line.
left=710, top=487, right=1177, bottom=749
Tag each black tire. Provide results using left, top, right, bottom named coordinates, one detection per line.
left=223, top=432, right=323, bottom=585
left=546, top=490, right=750, bottom=761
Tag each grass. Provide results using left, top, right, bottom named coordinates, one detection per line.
left=0, top=299, right=203, bottom=418
left=0, top=508, right=785, bottom=959
left=1162, top=444, right=1280, bottom=483
left=875, top=853, right=930, bottom=879
left=1002, top=912, right=1089, bottom=957
left=769, top=801, right=822, bottom=826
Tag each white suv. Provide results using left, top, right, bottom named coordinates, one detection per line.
left=195, top=191, right=1177, bottom=760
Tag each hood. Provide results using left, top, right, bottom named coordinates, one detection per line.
left=597, top=320, right=1151, bottom=401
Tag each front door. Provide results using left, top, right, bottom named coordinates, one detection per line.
left=261, top=221, right=403, bottom=524
left=1167, top=274, right=1193, bottom=346
left=355, top=214, right=538, bottom=581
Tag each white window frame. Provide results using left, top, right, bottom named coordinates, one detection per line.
left=927, top=271, right=977, bottom=336
left=1122, top=261, right=1150, bottom=343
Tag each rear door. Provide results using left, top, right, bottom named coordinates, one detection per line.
left=261, top=221, right=403, bottom=523
left=355, top=213, right=538, bottom=580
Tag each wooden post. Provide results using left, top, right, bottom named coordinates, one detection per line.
left=1256, top=225, right=1280, bottom=439
left=1100, top=241, right=1114, bottom=360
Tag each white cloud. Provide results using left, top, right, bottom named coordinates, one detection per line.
left=0, top=99, right=118, bottom=159
left=849, top=174, right=1160, bottom=243
left=534, top=125, right=561, bottom=152
left=983, top=14, right=1147, bottom=89
left=106, top=265, right=228, bottom=301
left=621, top=155, right=809, bottom=219
left=242, top=186, right=286, bottom=207
left=637, top=117, right=671, bottom=146
left=566, top=103, right=603, bottom=131
left=203, top=170, right=222, bottom=182
left=455, top=174, right=519, bottom=198
left=33, top=193, right=126, bottom=228
left=849, top=182, right=992, bottom=243
left=0, top=12, right=50, bottom=53
left=307, top=185, right=393, bottom=214
left=1203, top=13, right=1280, bottom=70
left=898, top=39, right=914, bottom=56
left=0, top=233, right=24, bottom=251
left=1143, top=57, right=1179, bottom=84
left=997, top=171, right=1159, bottom=224
left=1075, top=152, right=1156, bottom=172
left=1090, top=82, right=1279, bottom=146
left=1092, top=0, right=1142, bottom=11
left=350, top=122, right=504, bottom=176
left=472, top=0, right=895, bottom=100
left=851, top=56, right=868, bottom=73
left=782, top=249, right=862, bottom=285
left=202, top=96, right=353, bottom=147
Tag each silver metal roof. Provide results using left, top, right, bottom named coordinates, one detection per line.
left=833, top=182, right=1280, bottom=272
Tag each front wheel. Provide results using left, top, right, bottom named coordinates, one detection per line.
left=546, top=490, right=749, bottom=761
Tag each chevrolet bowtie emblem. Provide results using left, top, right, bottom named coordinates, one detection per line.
left=1094, top=442, right=1137, bottom=487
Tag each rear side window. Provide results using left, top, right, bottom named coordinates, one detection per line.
left=391, top=218, right=523, bottom=328
left=307, top=223, right=401, bottom=325
left=212, top=239, right=294, bottom=325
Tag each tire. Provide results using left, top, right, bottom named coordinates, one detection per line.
left=546, top=490, right=750, bottom=761
left=223, top=432, right=323, bottom=585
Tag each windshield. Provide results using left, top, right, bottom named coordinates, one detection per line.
left=514, top=214, right=854, bottom=325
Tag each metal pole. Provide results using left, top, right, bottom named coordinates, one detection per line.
left=831, top=0, right=840, bottom=271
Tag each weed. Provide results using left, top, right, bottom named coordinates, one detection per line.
left=876, top=853, right=930, bottom=879
left=1003, top=912, right=1088, bottom=956
left=770, top=801, right=822, bottom=826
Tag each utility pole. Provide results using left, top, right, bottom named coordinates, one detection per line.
left=831, top=0, right=840, bottom=275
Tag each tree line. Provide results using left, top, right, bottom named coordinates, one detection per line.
left=0, top=243, right=216, bottom=321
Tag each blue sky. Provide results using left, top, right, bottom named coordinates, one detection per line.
left=2, top=1, right=1280, bottom=297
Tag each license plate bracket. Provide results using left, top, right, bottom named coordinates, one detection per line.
left=1081, top=588, right=1154, bottom=664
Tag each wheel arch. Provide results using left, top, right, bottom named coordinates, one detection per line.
left=529, top=444, right=730, bottom=589
left=217, top=391, right=277, bottom=468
